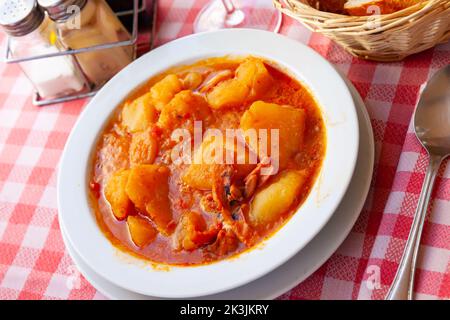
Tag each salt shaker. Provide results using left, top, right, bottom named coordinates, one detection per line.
left=0, top=0, right=87, bottom=99
left=38, top=0, right=134, bottom=87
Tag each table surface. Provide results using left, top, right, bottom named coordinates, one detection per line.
left=0, top=0, right=449, bottom=300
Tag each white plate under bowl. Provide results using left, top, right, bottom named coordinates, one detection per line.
left=61, top=74, right=371, bottom=300
left=58, top=29, right=359, bottom=298
left=61, top=79, right=372, bottom=300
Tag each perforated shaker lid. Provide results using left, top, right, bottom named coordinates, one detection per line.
left=37, top=0, right=86, bottom=22
left=0, top=0, right=44, bottom=37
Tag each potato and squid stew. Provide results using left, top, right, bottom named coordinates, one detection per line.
left=89, top=56, right=326, bottom=265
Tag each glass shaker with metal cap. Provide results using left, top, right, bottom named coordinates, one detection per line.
left=38, top=0, right=134, bottom=87
left=0, top=0, right=87, bottom=99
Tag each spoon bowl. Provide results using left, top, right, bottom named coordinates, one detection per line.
left=414, top=65, right=450, bottom=156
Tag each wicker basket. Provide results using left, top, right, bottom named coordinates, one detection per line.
left=273, top=0, right=450, bottom=61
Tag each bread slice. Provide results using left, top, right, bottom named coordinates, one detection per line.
left=344, top=0, right=420, bottom=16
left=310, top=0, right=348, bottom=14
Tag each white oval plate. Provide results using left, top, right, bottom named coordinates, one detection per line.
left=58, top=29, right=359, bottom=298
left=60, top=78, right=373, bottom=300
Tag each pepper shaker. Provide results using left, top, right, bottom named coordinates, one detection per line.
left=38, top=0, right=134, bottom=88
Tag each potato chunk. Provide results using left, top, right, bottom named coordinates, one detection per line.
left=121, top=93, right=157, bottom=133
left=240, top=101, right=305, bottom=168
left=125, top=165, right=174, bottom=235
left=235, top=58, right=273, bottom=100
left=158, top=90, right=211, bottom=131
left=182, top=164, right=222, bottom=191
left=127, top=215, right=158, bottom=248
left=249, top=170, right=307, bottom=226
left=182, top=72, right=203, bottom=90
left=104, top=170, right=132, bottom=220
left=206, top=58, right=272, bottom=109
left=150, top=74, right=183, bottom=111
left=181, top=136, right=224, bottom=190
left=206, top=79, right=250, bottom=110
left=129, top=129, right=158, bottom=166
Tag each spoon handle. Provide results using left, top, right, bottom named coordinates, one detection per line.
left=386, top=154, right=442, bottom=300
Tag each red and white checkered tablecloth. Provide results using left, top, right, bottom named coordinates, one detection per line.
left=0, top=0, right=449, bottom=300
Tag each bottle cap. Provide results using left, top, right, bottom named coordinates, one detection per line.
left=38, top=0, right=86, bottom=22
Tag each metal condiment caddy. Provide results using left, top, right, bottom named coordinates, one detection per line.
left=2, top=0, right=141, bottom=106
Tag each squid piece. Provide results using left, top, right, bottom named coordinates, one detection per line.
left=243, top=157, right=277, bottom=199
left=211, top=167, right=257, bottom=246
left=200, top=193, right=221, bottom=214
left=249, top=170, right=307, bottom=227
left=173, top=211, right=221, bottom=251
left=121, top=92, right=157, bottom=133
left=240, top=101, right=306, bottom=168
left=199, top=70, right=233, bottom=93
left=125, top=165, right=175, bottom=235
left=104, top=170, right=132, bottom=221
left=127, top=215, right=158, bottom=248
left=150, top=74, right=183, bottom=111
left=207, top=228, right=239, bottom=257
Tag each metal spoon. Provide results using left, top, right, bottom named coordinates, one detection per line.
left=386, top=65, right=450, bottom=300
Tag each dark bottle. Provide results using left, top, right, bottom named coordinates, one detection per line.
left=106, top=0, right=148, bottom=32
left=107, top=0, right=156, bottom=56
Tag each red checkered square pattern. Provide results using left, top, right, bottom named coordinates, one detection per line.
left=0, top=0, right=449, bottom=300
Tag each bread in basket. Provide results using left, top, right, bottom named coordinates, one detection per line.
left=273, top=0, right=450, bottom=61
